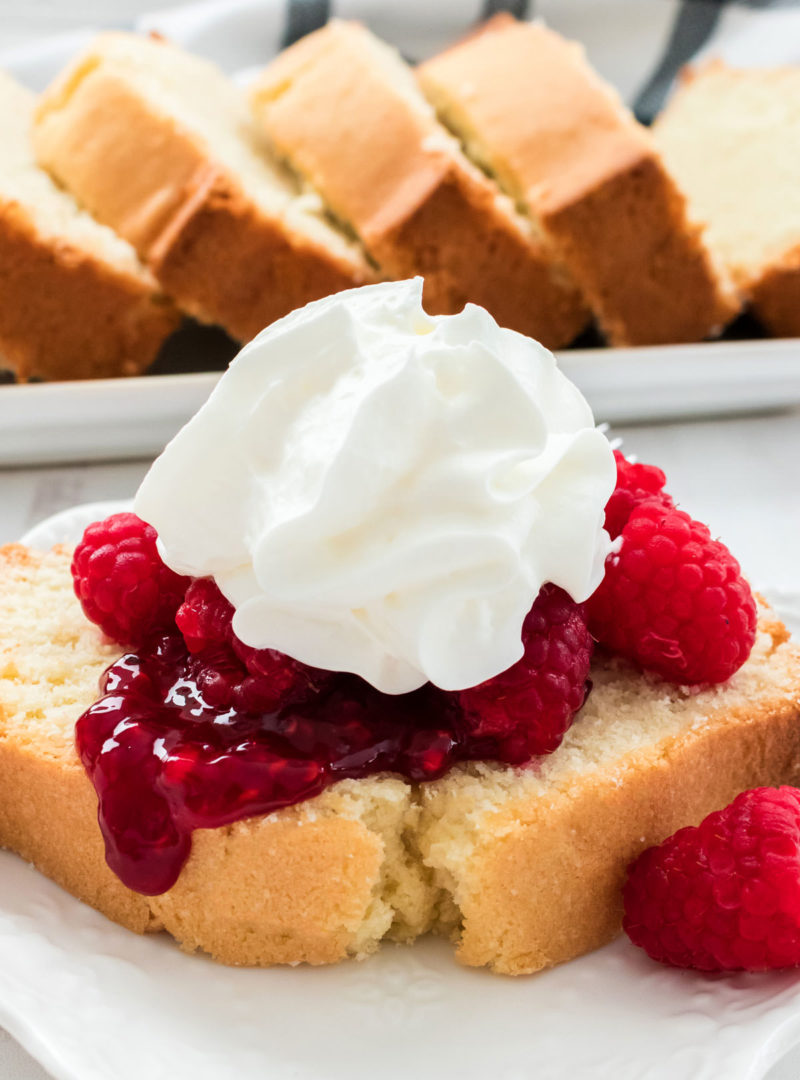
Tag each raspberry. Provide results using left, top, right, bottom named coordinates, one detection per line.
left=189, top=645, right=246, bottom=710
left=175, top=578, right=234, bottom=653
left=605, top=450, right=673, bottom=539
left=176, top=578, right=333, bottom=711
left=71, top=513, right=189, bottom=646
left=232, top=638, right=335, bottom=711
left=451, top=584, right=593, bottom=762
left=587, top=502, right=756, bottom=685
left=624, top=787, right=800, bottom=971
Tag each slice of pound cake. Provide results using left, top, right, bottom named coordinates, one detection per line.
left=33, top=33, right=374, bottom=342
left=417, top=15, right=739, bottom=346
left=249, top=20, right=588, bottom=348
left=0, top=544, right=798, bottom=972
left=0, top=70, right=177, bottom=381
left=655, top=61, right=800, bottom=338
left=3, top=282, right=798, bottom=976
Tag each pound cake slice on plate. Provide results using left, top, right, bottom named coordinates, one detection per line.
left=0, top=546, right=798, bottom=973
left=0, top=70, right=177, bottom=382
left=1, top=280, right=798, bottom=976
left=33, top=32, right=374, bottom=342
left=417, top=15, right=739, bottom=346
left=249, top=20, right=588, bottom=348
left=655, top=61, right=800, bottom=338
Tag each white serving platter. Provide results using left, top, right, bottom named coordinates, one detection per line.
left=2, top=337, right=799, bottom=467
left=3, top=504, right=800, bottom=1080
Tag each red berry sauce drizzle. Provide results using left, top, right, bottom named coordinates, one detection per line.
left=76, top=632, right=520, bottom=896
left=72, top=517, right=595, bottom=898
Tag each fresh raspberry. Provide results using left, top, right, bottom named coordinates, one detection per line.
left=176, top=578, right=334, bottom=711
left=188, top=645, right=246, bottom=710
left=71, top=513, right=189, bottom=647
left=175, top=577, right=234, bottom=653
left=232, top=638, right=335, bottom=712
left=605, top=449, right=673, bottom=539
left=587, top=502, right=756, bottom=685
left=451, top=584, right=593, bottom=763
left=624, top=787, right=800, bottom=971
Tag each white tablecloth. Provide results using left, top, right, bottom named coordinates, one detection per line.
left=2, top=410, right=800, bottom=1079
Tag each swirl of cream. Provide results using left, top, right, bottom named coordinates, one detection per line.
left=135, top=279, right=615, bottom=694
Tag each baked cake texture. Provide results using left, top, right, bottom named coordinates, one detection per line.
left=417, top=15, right=739, bottom=347
left=0, top=70, right=177, bottom=381
left=2, top=544, right=798, bottom=974
left=33, top=32, right=374, bottom=342
left=655, top=61, right=800, bottom=338
left=249, top=20, right=588, bottom=349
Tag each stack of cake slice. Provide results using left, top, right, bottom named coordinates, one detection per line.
left=8, top=15, right=797, bottom=379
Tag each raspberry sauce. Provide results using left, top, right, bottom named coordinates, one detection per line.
left=76, top=633, right=485, bottom=896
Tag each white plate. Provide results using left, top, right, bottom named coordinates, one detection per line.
left=6, top=502, right=800, bottom=1080
left=5, top=854, right=800, bottom=1080
left=3, top=337, right=800, bottom=467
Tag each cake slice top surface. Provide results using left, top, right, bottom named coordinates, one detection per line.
left=425, top=604, right=796, bottom=809
left=36, top=32, right=366, bottom=268
left=0, top=545, right=119, bottom=765
left=655, top=61, right=800, bottom=285
left=417, top=15, right=653, bottom=216
left=0, top=68, right=155, bottom=282
left=2, top=543, right=797, bottom=821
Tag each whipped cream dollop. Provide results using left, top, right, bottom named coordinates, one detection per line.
left=135, top=279, right=615, bottom=694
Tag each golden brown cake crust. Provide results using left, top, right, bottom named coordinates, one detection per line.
left=0, top=718, right=157, bottom=934
left=0, top=729, right=395, bottom=966
left=149, top=169, right=371, bottom=343
left=0, top=201, right=178, bottom=382
left=451, top=693, right=800, bottom=974
left=250, top=21, right=588, bottom=349
left=750, top=245, right=800, bottom=338
left=148, top=816, right=384, bottom=966
left=33, top=40, right=374, bottom=342
left=369, top=166, right=588, bottom=347
left=418, top=15, right=738, bottom=346
left=2, top=544, right=799, bottom=974
left=541, top=154, right=737, bottom=347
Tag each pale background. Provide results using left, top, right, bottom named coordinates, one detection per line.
left=1, top=2, right=800, bottom=1078
left=0, top=0, right=152, bottom=50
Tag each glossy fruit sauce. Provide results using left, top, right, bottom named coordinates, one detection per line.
left=76, top=633, right=502, bottom=895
